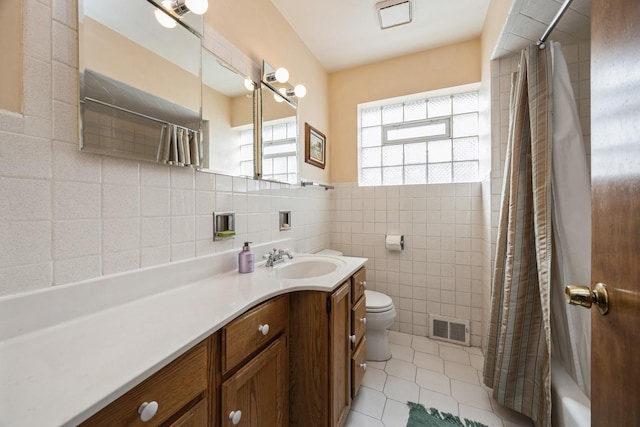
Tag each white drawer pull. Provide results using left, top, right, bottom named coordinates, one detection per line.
left=360, top=280, right=367, bottom=288
left=229, top=410, right=242, bottom=425
left=258, top=324, right=270, bottom=335
left=360, top=317, right=367, bottom=324
left=360, top=363, right=367, bottom=370
left=138, top=401, right=158, bottom=422
left=349, top=334, right=356, bottom=344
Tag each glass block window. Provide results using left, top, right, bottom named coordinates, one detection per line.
left=358, top=91, right=479, bottom=186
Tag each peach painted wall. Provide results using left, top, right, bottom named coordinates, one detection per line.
left=206, top=0, right=330, bottom=184
left=0, top=0, right=23, bottom=113
left=328, top=38, right=482, bottom=183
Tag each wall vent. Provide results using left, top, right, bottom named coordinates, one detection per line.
left=429, top=314, right=470, bottom=346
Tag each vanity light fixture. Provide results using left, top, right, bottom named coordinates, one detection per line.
left=375, top=0, right=412, bottom=30
left=244, top=79, right=256, bottom=91
left=266, top=67, right=290, bottom=84
left=154, top=0, right=209, bottom=28
left=285, top=84, right=307, bottom=98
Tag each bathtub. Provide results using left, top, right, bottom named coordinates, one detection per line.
left=551, top=358, right=591, bottom=427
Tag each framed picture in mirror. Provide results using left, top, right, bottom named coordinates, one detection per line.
left=304, top=123, right=326, bottom=169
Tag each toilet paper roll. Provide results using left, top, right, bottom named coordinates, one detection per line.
left=385, top=235, right=404, bottom=251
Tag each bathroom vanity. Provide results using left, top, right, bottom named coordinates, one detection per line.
left=0, top=246, right=367, bottom=427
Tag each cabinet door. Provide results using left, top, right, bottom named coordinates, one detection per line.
left=221, top=337, right=288, bottom=427
left=329, top=282, right=351, bottom=427
left=169, top=399, right=207, bottom=427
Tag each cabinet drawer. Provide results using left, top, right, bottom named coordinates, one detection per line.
left=351, top=338, right=367, bottom=399
left=351, top=268, right=366, bottom=304
left=222, top=294, right=289, bottom=374
left=351, top=295, right=366, bottom=348
left=80, top=340, right=208, bottom=427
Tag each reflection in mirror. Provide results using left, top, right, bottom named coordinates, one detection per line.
left=200, top=49, right=255, bottom=177
left=260, top=84, right=298, bottom=184
left=78, top=0, right=202, bottom=165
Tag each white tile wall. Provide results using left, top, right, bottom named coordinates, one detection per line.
left=330, top=182, right=484, bottom=347
left=0, top=0, right=330, bottom=297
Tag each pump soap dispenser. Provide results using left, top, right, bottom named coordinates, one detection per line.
left=238, top=242, right=255, bottom=273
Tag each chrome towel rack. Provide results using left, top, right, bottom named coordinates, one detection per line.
left=300, top=181, right=334, bottom=191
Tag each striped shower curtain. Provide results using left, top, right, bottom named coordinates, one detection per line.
left=483, top=45, right=553, bottom=427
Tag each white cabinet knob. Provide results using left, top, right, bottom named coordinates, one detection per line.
left=258, top=324, right=270, bottom=335
left=349, top=334, right=356, bottom=344
left=360, top=280, right=367, bottom=288
left=360, top=317, right=367, bottom=324
left=229, top=410, right=242, bottom=425
left=360, top=363, right=367, bottom=370
left=138, top=401, right=158, bottom=422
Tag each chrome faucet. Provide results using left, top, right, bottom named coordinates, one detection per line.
left=264, top=248, right=293, bottom=267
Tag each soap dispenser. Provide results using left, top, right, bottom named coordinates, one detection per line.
left=238, top=242, right=254, bottom=273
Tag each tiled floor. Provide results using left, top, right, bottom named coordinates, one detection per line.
left=346, top=331, right=534, bottom=427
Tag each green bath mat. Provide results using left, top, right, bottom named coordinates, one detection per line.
left=406, top=402, right=489, bottom=427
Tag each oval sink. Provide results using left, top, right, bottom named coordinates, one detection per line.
left=274, top=257, right=345, bottom=280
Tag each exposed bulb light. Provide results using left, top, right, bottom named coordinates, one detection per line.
left=289, top=84, right=306, bottom=98
left=184, top=0, right=208, bottom=15
left=274, top=88, right=287, bottom=103
left=266, top=67, right=289, bottom=84
left=155, top=1, right=177, bottom=28
left=244, top=79, right=255, bottom=91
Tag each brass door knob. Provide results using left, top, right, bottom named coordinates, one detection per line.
left=565, top=283, right=609, bottom=315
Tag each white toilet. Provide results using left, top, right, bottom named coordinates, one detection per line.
left=364, top=290, right=397, bottom=361
left=315, top=249, right=397, bottom=361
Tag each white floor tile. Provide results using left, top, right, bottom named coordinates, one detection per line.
left=345, top=409, right=385, bottom=427
left=352, top=386, right=387, bottom=419
left=389, top=342, right=414, bottom=362
left=388, top=330, right=413, bottom=346
left=459, top=404, right=505, bottom=427
left=383, top=376, right=420, bottom=403
left=418, top=388, right=460, bottom=415
left=445, top=360, right=480, bottom=384
left=470, top=353, right=485, bottom=370
left=416, top=368, right=451, bottom=395
left=361, top=366, right=387, bottom=391
left=381, top=398, right=410, bottom=427
left=367, top=360, right=387, bottom=370
left=451, top=379, right=493, bottom=411
left=384, top=358, right=417, bottom=381
left=413, top=351, right=444, bottom=373
left=347, top=334, right=525, bottom=427
left=412, top=336, right=440, bottom=355
left=440, top=345, right=471, bottom=365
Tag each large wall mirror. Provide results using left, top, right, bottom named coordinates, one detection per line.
left=200, top=49, right=255, bottom=177
left=259, top=61, right=298, bottom=185
left=78, top=0, right=202, bottom=165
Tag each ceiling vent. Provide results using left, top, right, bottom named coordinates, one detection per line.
left=375, top=0, right=412, bottom=30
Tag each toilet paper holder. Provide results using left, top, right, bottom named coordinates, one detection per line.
left=385, top=235, right=404, bottom=251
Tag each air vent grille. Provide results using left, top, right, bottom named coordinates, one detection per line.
left=428, top=314, right=470, bottom=346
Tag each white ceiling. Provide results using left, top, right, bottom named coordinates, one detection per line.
left=269, top=0, right=492, bottom=72
left=269, top=0, right=591, bottom=72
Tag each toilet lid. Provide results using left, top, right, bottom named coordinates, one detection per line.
left=365, top=290, right=394, bottom=313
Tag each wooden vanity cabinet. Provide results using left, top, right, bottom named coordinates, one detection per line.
left=350, top=268, right=367, bottom=399
left=79, top=338, right=213, bottom=427
left=289, top=279, right=354, bottom=427
left=219, top=294, right=290, bottom=427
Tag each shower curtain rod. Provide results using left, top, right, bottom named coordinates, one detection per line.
left=537, top=0, right=574, bottom=49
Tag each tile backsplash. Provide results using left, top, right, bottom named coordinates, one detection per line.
left=0, top=0, right=329, bottom=297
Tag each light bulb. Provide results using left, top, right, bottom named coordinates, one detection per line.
left=155, top=1, right=177, bottom=28
left=294, top=84, right=306, bottom=98
left=274, top=93, right=284, bottom=103
left=274, top=67, right=289, bottom=84
left=244, top=79, right=255, bottom=91
left=185, top=0, right=208, bottom=14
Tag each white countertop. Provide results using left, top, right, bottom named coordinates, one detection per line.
left=0, top=246, right=367, bottom=427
